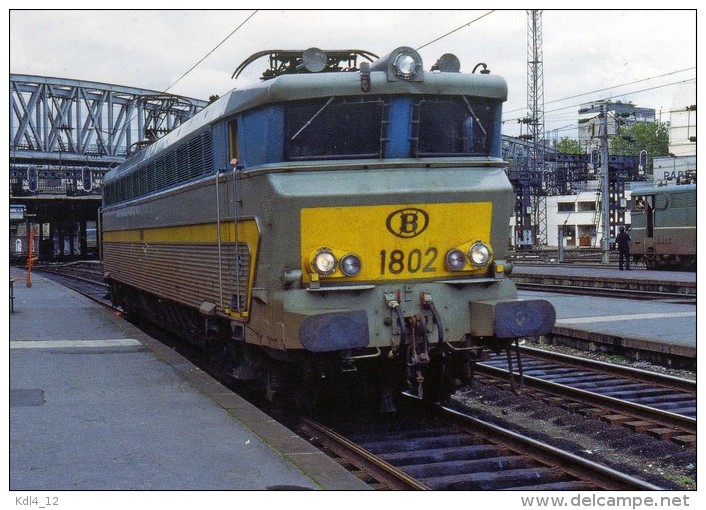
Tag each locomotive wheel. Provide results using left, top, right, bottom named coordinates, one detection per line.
left=292, top=369, right=325, bottom=416
left=645, top=253, right=657, bottom=270
left=263, top=361, right=294, bottom=405
left=260, top=360, right=322, bottom=416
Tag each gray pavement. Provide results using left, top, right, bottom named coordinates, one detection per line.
left=9, top=268, right=370, bottom=491
left=519, top=289, right=696, bottom=358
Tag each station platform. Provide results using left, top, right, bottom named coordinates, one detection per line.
left=512, top=264, right=696, bottom=296
left=9, top=267, right=370, bottom=491
left=514, top=266, right=696, bottom=370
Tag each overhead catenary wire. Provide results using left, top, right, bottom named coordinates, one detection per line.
left=415, top=10, right=495, bottom=51
left=93, top=11, right=259, bottom=139
left=503, top=66, right=695, bottom=116
left=164, top=10, right=258, bottom=94
left=410, top=10, right=693, bottom=125
left=503, top=78, right=695, bottom=124
left=410, top=12, right=696, bottom=138
left=405, top=12, right=695, bottom=137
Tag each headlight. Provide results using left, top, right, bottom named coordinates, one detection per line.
left=394, top=53, right=418, bottom=78
left=313, top=249, right=337, bottom=275
left=445, top=249, right=467, bottom=271
left=469, top=242, right=491, bottom=267
left=369, top=47, right=423, bottom=82
left=340, top=254, right=362, bottom=277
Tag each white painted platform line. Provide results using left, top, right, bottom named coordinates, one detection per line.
left=10, top=339, right=142, bottom=349
left=556, top=311, right=695, bottom=325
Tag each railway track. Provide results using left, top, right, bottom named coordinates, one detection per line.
left=296, top=400, right=663, bottom=490
left=32, top=262, right=695, bottom=489
left=35, top=262, right=697, bottom=443
left=475, top=345, right=696, bottom=447
left=32, top=262, right=112, bottom=307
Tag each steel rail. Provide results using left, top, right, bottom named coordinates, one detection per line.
left=517, top=345, right=696, bottom=391
left=297, top=417, right=430, bottom=490
left=32, top=267, right=114, bottom=310
left=299, top=396, right=665, bottom=491
left=475, top=347, right=696, bottom=435
left=438, top=404, right=664, bottom=491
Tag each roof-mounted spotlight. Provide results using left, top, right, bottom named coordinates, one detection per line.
left=370, top=46, right=423, bottom=82
left=299, top=47, right=328, bottom=73
left=431, top=53, right=461, bottom=73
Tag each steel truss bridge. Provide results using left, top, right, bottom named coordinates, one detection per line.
left=10, top=74, right=208, bottom=198
left=9, top=74, right=208, bottom=261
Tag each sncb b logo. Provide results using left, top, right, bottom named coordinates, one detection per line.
left=385, top=208, right=429, bottom=238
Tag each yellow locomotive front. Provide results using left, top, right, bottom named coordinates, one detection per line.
left=266, top=169, right=555, bottom=403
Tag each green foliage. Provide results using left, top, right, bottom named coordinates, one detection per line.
left=610, top=122, right=669, bottom=158
left=555, top=137, right=583, bottom=155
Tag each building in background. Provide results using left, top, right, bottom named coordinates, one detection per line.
left=652, top=82, right=696, bottom=185
left=578, top=101, right=655, bottom=154
left=519, top=88, right=695, bottom=249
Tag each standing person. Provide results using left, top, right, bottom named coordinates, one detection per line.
left=616, top=226, right=631, bottom=270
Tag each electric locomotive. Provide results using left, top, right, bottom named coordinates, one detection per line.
left=101, top=46, right=555, bottom=409
left=629, top=183, right=696, bottom=271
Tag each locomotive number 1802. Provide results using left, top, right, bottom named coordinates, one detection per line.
left=379, top=247, right=439, bottom=275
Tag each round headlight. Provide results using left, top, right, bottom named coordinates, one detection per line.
left=313, top=250, right=337, bottom=275
left=340, top=254, right=362, bottom=277
left=469, top=242, right=491, bottom=267
left=445, top=249, right=467, bottom=271
left=394, top=53, right=418, bottom=78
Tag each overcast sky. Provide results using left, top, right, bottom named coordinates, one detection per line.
left=8, top=8, right=698, bottom=141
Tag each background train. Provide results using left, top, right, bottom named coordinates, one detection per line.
left=629, top=183, right=696, bottom=271
left=100, top=46, right=555, bottom=411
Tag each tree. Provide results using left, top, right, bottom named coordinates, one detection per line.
left=555, top=137, right=583, bottom=154
left=610, top=121, right=669, bottom=159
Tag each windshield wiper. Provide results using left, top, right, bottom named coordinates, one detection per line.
left=290, top=97, right=336, bottom=140
left=462, top=96, right=487, bottom=137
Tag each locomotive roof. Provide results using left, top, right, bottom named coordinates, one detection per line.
left=106, top=65, right=507, bottom=183
left=631, top=183, right=696, bottom=194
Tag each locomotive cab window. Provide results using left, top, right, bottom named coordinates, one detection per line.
left=413, top=97, right=500, bottom=157
left=282, top=95, right=501, bottom=162
left=228, top=119, right=239, bottom=165
left=285, top=97, right=384, bottom=160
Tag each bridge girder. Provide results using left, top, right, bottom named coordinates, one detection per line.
left=10, top=74, right=207, bottom=163
left=10, top=74, right=208, bottom=197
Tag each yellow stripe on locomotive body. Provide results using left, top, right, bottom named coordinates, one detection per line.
left=301, top=202, right=493, bottom=283
left=102, top=220, right=259, bottom=246
left=102, top=219, right=260, bottom=320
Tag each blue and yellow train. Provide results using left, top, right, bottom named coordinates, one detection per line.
left=101, top=46, right=555, bottom=410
